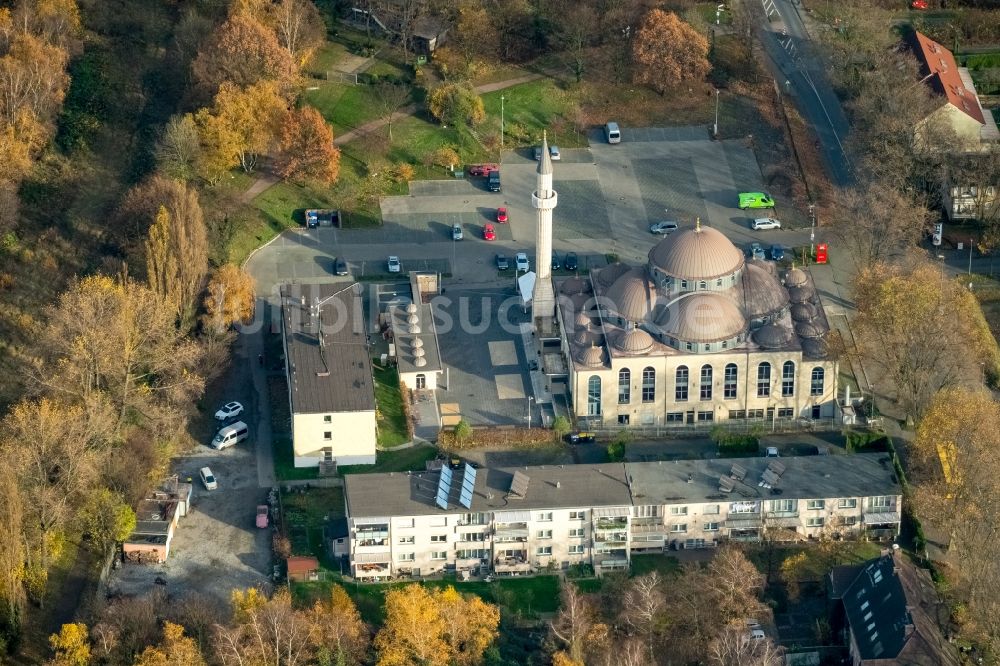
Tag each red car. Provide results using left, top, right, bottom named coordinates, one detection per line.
left=911, top=0, right=928, bottom=8
left=468, top=163, right=499, bottom=177
left=496, top=207, right=508, bottom=223
left=483, top=223, right=496, bottom=241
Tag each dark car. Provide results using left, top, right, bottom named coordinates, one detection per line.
left=770, top=245, right=785, bottom=261
left=496, top=253, right=509, bottom=270
left=566, top=431, right=596, bottom=444
left=564, top=252, right=578, bottom=271
left=333, top=257, right=349, bottom=276
left=552, top=252, right=560, bottom=271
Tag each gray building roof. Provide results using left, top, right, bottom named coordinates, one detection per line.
left=626, top=453, right=900, bottom=506
left=344, top=454, right=901, bottom=519
left=344, top=463, right=632, bottom=518
left=281, top=283, right=376, bottom=414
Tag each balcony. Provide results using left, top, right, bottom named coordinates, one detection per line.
left=494, top=557, right=532, bottom=574
left=862, top=510, right=900, bottom=525
left=595, top=518, right=628, bottom=530
left=595, top=532, right=628, bottom=545
left=630, top=522, right=665, bottom=534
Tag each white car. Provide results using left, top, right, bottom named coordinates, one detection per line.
left=515, top=252, right=529, bottom=272
left=199, top=466, right=218, bottom=491
left=215, top=401, right=244, bottom=421
left=387, top=256, right=401, bottom=273
left=751, top=218, right=781, bottom=230
left=765, top=447, right=780, bottom=458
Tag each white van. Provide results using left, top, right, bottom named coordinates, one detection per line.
left=212, top=421, right=249, bottom=449
left=605, top=122, right=621, bottom=144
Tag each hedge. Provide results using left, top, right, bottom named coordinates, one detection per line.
left=438, top=426, right=554, bottom=450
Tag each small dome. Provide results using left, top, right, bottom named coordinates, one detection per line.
left=785, top=267, right=808, bottom=287
left=795, top=321, right=824, bottom=338
left=790, top=303, right=816, bottom=322
left=406, top=313, right=419, bottom=324
left=574, top=311, right=593, bottom=329
left=413, top=347, right=426, bottom=358
left=787, top=285, right=815, bottom=304
left=576, top=345, right=607, bottom=367
left=414, top=357, right=427, bottom=367
left=597, top=262, right=630, bottom=287
left=802, top=338, right=829, bottom=359
left=407, top=324, right=421, bottom=334
left=657, top=293, right=747, bottom=343
left=406, top=303, right=418, bottom=314
left=753, top=322, right=793, bottom=349
left=605, top=268, right=653, bottom=322
left=614, top=328, right=655, bottom=354
left=412, top=337, right=424, bottom=349
left=741, top=262, right=789, bottom=319
left=648, top=225, right=745, bottom=280
left=572, top=328, right=592, bottom=346
left=561, top=277, right=588, bottom=296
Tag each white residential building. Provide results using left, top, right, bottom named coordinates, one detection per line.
left=342, top=454, right=902, bottom=580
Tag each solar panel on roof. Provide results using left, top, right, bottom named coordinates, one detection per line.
left=435, top=467, right=452, bottom=510
left=459, top=464, right=477, bottom=509
left=508, top=470, right=530, bottom=498
left=767, top=460, right=786, bottom=476
left=730, top=464, right=747, bottom=481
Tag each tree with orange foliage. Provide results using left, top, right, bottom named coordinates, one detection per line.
left=212, top=81, right=287, bottom=173
left=201, top=263, right=256, bottom=335
left=191, top=12, right=296, bottom=98
left=275, top=106, right=340, bottom=185
left=133, top=621, right=207, bottom=666
left=632, top=9, right=710, bottom=94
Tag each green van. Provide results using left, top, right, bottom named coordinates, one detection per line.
left=738, top=192, right=775, bottom=210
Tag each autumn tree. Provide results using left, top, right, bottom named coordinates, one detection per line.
left=156, top=114, right=202, bottom=181
left=910, top=387, right=1000, bottom=651
left=632, top=10, right=710, bottom=94
left=0, top=472, right=24, bottom=636
left=449, top=4, right=498, bottom=69
left=306, top=585, right=369, bottom=666
left=133, top=621, right=206, bottom=666
left=428, top=83, right=485, bottom=127
left=374, top=584, right=449, bottom=666
left=275, top=106, right=340, bottom=184
left=47, top=623, right=91, bottom=666
left=270, top=0, right=325, bottom=69
left=35, top=274, right=206, bottom=432
left=202, top=263, right=256, bottom=335
left=549, top=585, right=597, bottom=665
left=853, top=259, right=996, bottom=421
left=661, top=564, right=723, bottom=661
left=192, top=108, right=240, bottom=185
left=212, top=80, right=287, bottom=173
left=831, top=180, right=930, bottom=269
left=214, top=588, right=313, bottom=666
left=191, top=12, right=296, bottom=98
left=706, top=546, right=767, bottom=623
left=433, top=586, right=500, bottom=665
left=80, top=488, right=137, bottom=553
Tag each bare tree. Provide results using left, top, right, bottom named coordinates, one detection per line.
left=706, top=546, right=767, bottom=623
left=550, top=585, right=597, bottom=664
left=270, top=0, right=325, bottom=67
left=619, top=572, right=665, bottom=662
left=374, top=82, right=410, bottom=142
left=214, top=588, right=314, bottom=666
left=831, top=180, right=930, bottom=269
left=709, top=624, right=783, bottom=666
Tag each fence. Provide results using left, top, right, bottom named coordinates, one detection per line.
left=578, top=417, right=844, bottom=440
left=325, top=71, right=358, bottom=85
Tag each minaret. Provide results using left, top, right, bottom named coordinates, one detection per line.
left=531, top=131, right=557, bottom=329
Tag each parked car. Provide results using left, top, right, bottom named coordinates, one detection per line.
left=200, top=466, right=218, bottom=491
left=452, top=224, right=463, bottom=241
left=750, top=242, right=765, bottom=261
left=387, top=256, right=401, bottom=273
left=912, top=0, right=928, bottom=8
left=564, top=252, right=578, bottom=271
left=769, top=245, right=785, bottom=261
left=605, top=122, right=621, bottom=144
left=468, top=163, right=499, bottom=177
left=483, top=223, right=496, bottom=241
left=496, top=207, right=508, bottom=223
left=212, top=421, right=249, bottom=450
left=751, top=218, right=781, bottom=230
left=566, top=431, right=596, bottom=444
left=650, top=220, right=679, bottom=234
left=515, top=252, right=529, bottom=272
left=333, top=257, right=349, bottom=276
left=765, top=447, right=780, bottom=458
left=552, top=252, right=560, bottom=271
left=534, top=144, right=561, bottom=160
left=738, top=192, right=775, bottom=209
left=496, top=253, right=509, bottom=270
left=215, top=401, right=244, bottom=421
left=256, top=505, right=269, bottom=528
left=488, top=171, right=501, bottom=192
left=306, top=210, right=319, bottom=228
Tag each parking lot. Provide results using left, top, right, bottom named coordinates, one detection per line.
left=107, top=442, right=273, bottom=605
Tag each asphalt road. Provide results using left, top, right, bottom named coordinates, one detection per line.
left=757, top=0, right=855, bottom=187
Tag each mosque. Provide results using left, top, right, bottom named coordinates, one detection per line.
left=530, top=136, right=839, bottom=429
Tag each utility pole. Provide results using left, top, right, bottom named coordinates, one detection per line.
left=500, top=95, right=505, bottom=154
left=969, top=238, right=974, bottom=275
left=713, top=89, right=720, bottom=138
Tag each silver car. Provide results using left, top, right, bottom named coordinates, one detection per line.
left=649, top=221, right=679, bottom=234
left=387, top=256, right=401, bottom=273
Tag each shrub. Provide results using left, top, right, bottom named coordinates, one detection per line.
left=710, top=425, right=761, bottom=453
left=606, top=440, right=625, bottom=461
left=0, top=273, right=14, bottom=290
left=438, top=426, right=553, bottom=450
left=551, top=416, right=572, bottom=443
left=844, top=430, right=887, bottom=452
left=427, top=146, right=460, bottom=169
left=394, top=163, right=415, bottom=183
left=454, top=419, right=473, bottom=445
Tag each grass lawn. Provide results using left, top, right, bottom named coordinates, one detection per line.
left=281, top=487, right=345, bottom=558
left=373, top=365, right=409, bottom=448
left=273, top=435, right=319, bottom=481
left=630, top=554, right=682, bottom=578
left=304, top=81, right=397, bottom=136
left=292, top=575, right=561, bottom=625
left=481, top=79, right=587, bottom=149
left=338, top=444, right=438, bottom=476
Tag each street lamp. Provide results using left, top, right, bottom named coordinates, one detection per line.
left=713, top=89, right=720, bottom=138
left=809, top=203, right=815, bottom=247
left=969, top=238, right=974, bottom=275
left=526, top=396, right=534, bottom=430
left=500, top=94, right=505, bottom=153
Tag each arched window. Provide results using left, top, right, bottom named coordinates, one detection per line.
left=642, top=367, right=655, bottom=403
left=757, top=362, right=771, bottom=398
left=811, top=367, right=825, bottom=396
left=675, top=366, right=689, bottom=401
left=700, top=365, right=713, bottom=400
left=782, top=361, right=795, bottom=397
left=724, top=364, right=738, bottom=399
left=618, top=368, right=631, bottom=404
left=588, top=376, right=602, bottom=415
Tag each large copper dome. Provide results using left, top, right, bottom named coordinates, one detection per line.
left=648, top=225, right=745, bottom=280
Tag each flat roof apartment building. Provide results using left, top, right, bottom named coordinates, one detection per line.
left=342, top=453, right=902, bottom=580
